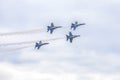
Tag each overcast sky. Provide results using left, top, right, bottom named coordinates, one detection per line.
left=0, top=0, right=120, bottom=80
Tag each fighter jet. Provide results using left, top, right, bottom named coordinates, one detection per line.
left=35, top=41, right=49, bottom=49
left=47, top=23, right=62, bottom=34
left=66, top=32, right=80, bottom=43
left=71, top=21, right=85, bottom=30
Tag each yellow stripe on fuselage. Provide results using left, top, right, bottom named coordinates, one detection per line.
left=53, top=26, right=57, bottom=29
left=70, top=36, right=76, bottom=38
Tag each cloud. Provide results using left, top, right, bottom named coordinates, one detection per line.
left=0, top=62, right=78, bottom=80
left=0, top=61, right=120, bottom=80
left=0, top=0, right=120, bottom=80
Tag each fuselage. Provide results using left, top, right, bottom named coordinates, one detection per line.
left=51, top=26, right=61, bottom=29
left=70, top=35, right=80, bottom=39
left=76, top=23, right=85, bottom=26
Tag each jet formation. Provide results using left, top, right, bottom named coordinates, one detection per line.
left=35, top=21, right=85, bottom=49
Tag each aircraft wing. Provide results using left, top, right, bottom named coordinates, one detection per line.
left=50, top=29, right=54, bottom=34
left=73, top=27, right=76, bottom=30
left=37, top=46, right=40, bottom=49
left=70, top=38, right=73, bottom=43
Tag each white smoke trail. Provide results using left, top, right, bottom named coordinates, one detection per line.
left=0, top=37, right=64, bottom=54
left=0, top=28, right=45, bottom=36
left=0, top=37, right=64, bottom=46
left=0, top=45, right=34, bottom=54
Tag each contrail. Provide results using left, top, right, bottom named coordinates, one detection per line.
left=0, top=37, right=64, bottom=46
left=0, top=45, right=34, bottom=54
left=0, top=28, right=45, bottom=36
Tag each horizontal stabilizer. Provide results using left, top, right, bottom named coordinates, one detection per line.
left=66, top=35, right=69, bottom=41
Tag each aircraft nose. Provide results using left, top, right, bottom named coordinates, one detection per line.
left=58, top=26, right=62, bottom=28
left=76, top=35, right=80, bottom=37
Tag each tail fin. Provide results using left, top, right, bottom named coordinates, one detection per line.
left=66, top=35, right=69, bottom=41
left=35, top=43, right=38, bottom=49
left=51, top=23, right=54, bottom=27
left=71, top=23, right=74, bottom=29
left=75, top=21, right=78, bottom=25
left=47, top=26, right=50, bottom=32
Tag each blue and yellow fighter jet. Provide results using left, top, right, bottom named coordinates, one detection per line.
left=35, top=41, right=49, bottom=49
left=71, top=21, right=85, bottom=30
left=47, top=23, right=62, bottom=34
left=66, top=32, right=80, bottom=43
